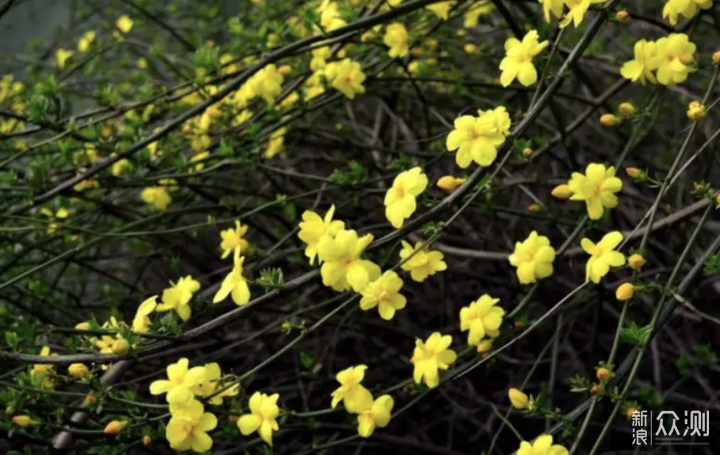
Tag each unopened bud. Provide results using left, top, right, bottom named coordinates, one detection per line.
left=551, top=184, right=571, bottom=199
left=111, top=338, right=130, bottom=356
left=464, top=43, right=478, bottom=55
left=616, top=283, right=635, bottom=301
left=687, top=101, right=707, bottom=121
left=527, top=203, right=541, bottom=213
left=12, top=415, right=35, bottom=427
left=75, top=322, right=91, bottom=331
left=628, top=254, right=646, bottom=270
left=104, top=420, right=128, bottom=435
left=625, top=167, right=642, bottom=178
left=600, top=113, right=619, bottom=128
left=618, top=102, right=636, bottom=116
left=713, top=50, right=720, bottom=65
left=436, top=176, right=466, bottom=192
left=83, top=392, right=97, bottom=406
left=522, top=147, right=533, bottom=158
left=68, top=363, right=89, bottom=379
left=508, top=388, right=530, bottom=410
left=142, top=435, right=152, bottom=446
left=596, top=367, right=613, bottom=381
left=591, top=383, right=601, bottom=394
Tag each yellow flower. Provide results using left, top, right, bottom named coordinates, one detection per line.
left=446, top=107, right=510, bottom=168
left=426, top=1, right=456, bottom=20
left=213, top=250, right=251, bottom=306
left=616, top=283, right=635, bottom=301
left=141, top=186, right=172, bottom=211
left=104, top=420, right=128, bottom=435
left=191, top=151, right=210, bottom=171
left=167, top=399, right=217, bottom=452
left=663, top=0, right=712, bottom=25
left=325, top=58, right=366, bottom=100
left=383, top=23, right=409, bottom=58
left=464, top=1, right=494, bottom=27
left=95, top=336, right=118, bottom=354
left=568, top=163, right=622, bottom=220
left=459, top=294, right=505, bottom=346
left=560, top=0, right=605, bottom=28
left=317, top=229, right=381, bottom=292
left=150, top=358, right=206, bottom=403
left=12, top=416, right=35, bottom=427
left=508, top=231, right=556, bottom=284
left=298, top=205, right=345, bottom=265
left=654, top=33, right=696, bottom=86
left=508, top=388, right=530, bottom=409
left=132, top=296, right=157, bottom=333
left=244, top=64, right=284, bottom=105
left=68, top=363, right=90, bottom=379
left=360, top=271, right=407, bottom=320
left=620, top=40, right=658, bottom=85
left=157, top=276, right=201, bottom=321
left=517, top=434, right=569, bottom=455
left=357, top=394, right=394, bottom=437
left=116, top=15, right=134, bottom=34
left=190, top=363, right=240, bottom=405
left=499, top=30, right=548, bottom=87
left=399, top=241, right=447, bottom=282
left=111, top=338, right=130, bottom=355
left=581, top=231, right=627, bottom=284
left=238, top=392, right=280, bottom=446
left=687, top=101, right=707, bottom=121
left=111, top=158, right=133, bottom=176
left=318, top=0, right=347, bottom=31
left=437, top=175, right=466, bottom=192
left=331, top=365, right=372, bottom=412
left=384, top=167, right=428, bottom=228
left=78, top=31, right=96, bottom=52
left=219, top=220, right=250, bottom=259
left=55, top=49, right=74, bottom=69
left=311, top=46, right=331, bottom=71
left=538, top=0, right=565, bottom=22
left=265, top=127, right=287, bottom=158
left=411, top=332, right=457, bottom=388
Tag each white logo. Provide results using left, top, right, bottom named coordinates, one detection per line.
left=631, top=410, right=710, bottom=446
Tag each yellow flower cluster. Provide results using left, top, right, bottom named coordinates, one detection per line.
left=331, top=365, right=395, bottom=437
left=499, top=30, right=548, bottom=87
left=509, top=231, right=556, bottom=284
left=384, top=166, right=428, bottom=228
left=460, top=295, right=505, bottom=351
left=446, top=106, right=511, bottom=168
left=621, top=34, right=696, bottom=86
left=555, top=163, right=623, bottom=220
left=663, top=0, right=713, bottom=25
left=324, top=58, right=367, bottom=99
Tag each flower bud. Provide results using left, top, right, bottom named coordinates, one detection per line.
left=68, top=363, right=89, bottom=379
left=600, top=113, right=619, bottom=127
left=527, top=203, right=541, bottom=213
left=626, top=407, right=638, bottom=419
left=591, top=383, right=601, bottom=394
left=111, top=338, right=130, bottom=356
left=551, top=184, right=571, bottom=199
left=104, top=420, right=128, bottom=435
left=628, top=254, right=646, bottom=270
left=464, top=43, right=478, bottom=55
left=142, top=435, right=152, bottom=446
left=75, top=322, right=91, bottom=331
left=616, top=10, right=629, bottom=22
left=476, top=339, right=493, bottom=353
left=713, top=50, right=720, bottom=65
left=596, top=367, right=613, bottom=381
left=618, top=102, right=636, bottom=116
left=616, top=283, right=635, bottom=301
left=436, top=176, right=466, bottom=192
left=12, top=415, right=34, bottom=427
left=625, top=167, right=642, bottom=178
left=83, top=392, right=97, bottom=406
left=687, top=101, right=707, bottom=121
left=514, top=320, right=525, bottom=328
left=361, top=31, right=375, bottom=43
left=522, top=148, right=533, bottom=158
left=508, top=388, right=529, bottom=410
left=277, top=65, right=292, bottom=76
left=5, top=405, right=15, bottom=416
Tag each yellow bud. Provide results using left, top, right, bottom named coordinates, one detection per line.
left=616, top=283, right=635, bottom=301
left=522, top=148, right=533, bottom=158
left=616, top=10, right=629, bottom=22
left=626, top=407, right=638, bottom=419
left=75, top=322, right=91, bottom=331
left=361, top=31, right=375, bottom=42
left=436, top=176, right=466, bottom=192
left=618, top=102, right=636, bottom=116
left=600, top=113, right=619, bottom=127
left=83, top=392, right=97, bottom=406
left=508, top=388, right=529, bottom=410
left=527, top=203, right=541, bottom=213
left=104, top=420, right=128, bottom=435
left=687, top=101, right=707, bottom=121
left=111, top=338, right=130, bottom=356
left=464, top=43, right=478, bottom=55
left=68, top=363, right=89, bottom=379
left=625, top=167, right=642, bottom=178
left=628, top=254, right=646, bottom=270
left=551, top=184, right=571, bottom=199
left=591, top=383, right=601, bottom=394
left=596, top=367, right=613, bottom=381
left=713, top=51, right=720, bottom=65
left=12, top=415, right=34, bottom=427
left=716, top=193, right=720, bottom=207
left=476, top=339, right=493, bottom=353
left=142, top=435, right=152, bottom=446
left=6, top=405, right=15, bottom=416
left=278, top=65, right=292, bottom=76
